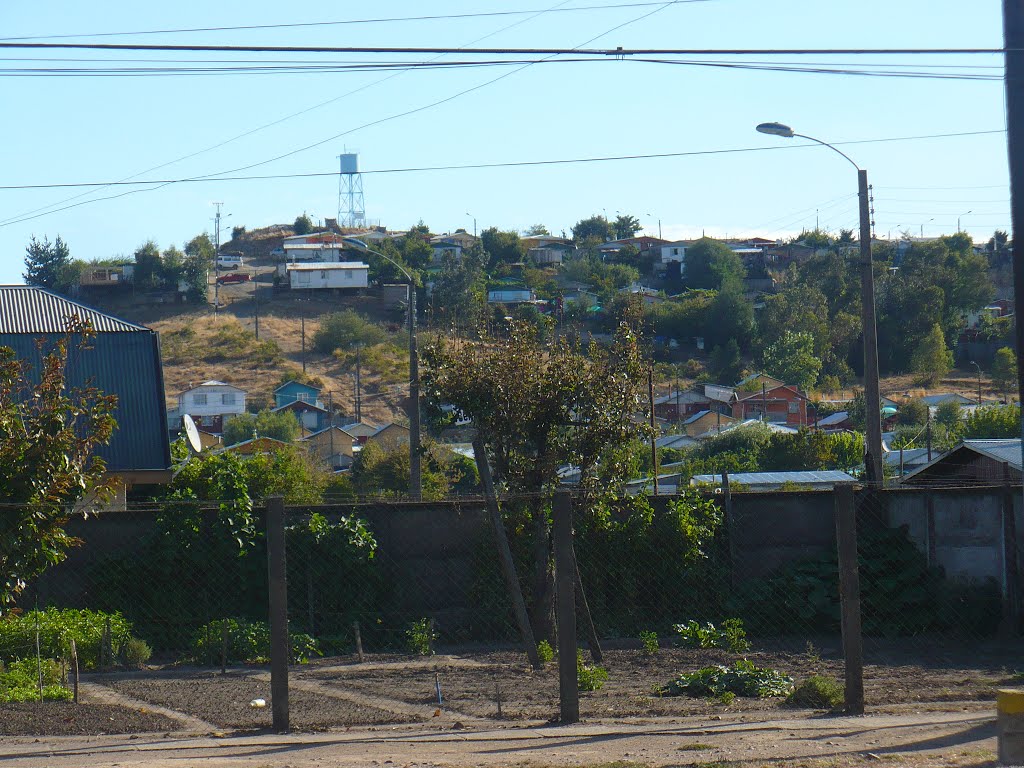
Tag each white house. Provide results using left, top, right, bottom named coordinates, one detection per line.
left=166, top=380, right=247, bottom=435
left=431, top=240, right=463, bottom=264
left=286, top=262, right=369, bottom=290
left=660, top=240, right=691, bottom=264
left=277, top=243, right=351, bottom=276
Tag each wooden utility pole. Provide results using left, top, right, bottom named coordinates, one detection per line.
left=266, top=497, right=290, bottom=732
left=553, top=491, right=579, bottom=724
left=648, top=369, right=659, bottom=495
left=834, top=484, right=864, bottom=714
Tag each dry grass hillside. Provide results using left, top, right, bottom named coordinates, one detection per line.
left=148, top=303, right=409, bottom=427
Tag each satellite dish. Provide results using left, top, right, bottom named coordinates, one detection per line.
left=182, top=414, right=203, bottom=455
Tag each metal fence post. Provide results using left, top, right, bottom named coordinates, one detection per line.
left=266, top=496, right=289, bottom=733
left=554, top=490, right=579, bottom=724
left=835, top=483, right=864, bottom=714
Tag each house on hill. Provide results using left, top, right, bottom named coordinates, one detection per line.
left=367, top=422, right=411, bottom=449
left=341, top=421, right=379, bottom=444
left=274, top=380, right=323, bottom=408
left=682, top=409, right=737, bottom=437
left=272, top=398, right=331, bottom=434
left=300, top=426, right=355, bottom=471
left=285, top=262, right=369, bottom=291
left=900, top=439, right=1022, bottom=486
left=731, top=384, right=809, bottom=427
left=167, top=381, right=246, bottom=436
left=0, top=285, right=171, bottom=489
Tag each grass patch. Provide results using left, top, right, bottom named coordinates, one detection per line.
left=787, top=675, right=844, bottom=709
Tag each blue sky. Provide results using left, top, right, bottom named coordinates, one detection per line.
left=0, top=1, right=1008, bottom=284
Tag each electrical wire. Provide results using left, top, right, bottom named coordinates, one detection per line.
left=0, top=1, right=714, bottom=41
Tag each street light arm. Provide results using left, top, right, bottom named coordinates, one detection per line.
left=792, top=133, right=861, bottom=172
left=343, top=237, right=413, bottom=284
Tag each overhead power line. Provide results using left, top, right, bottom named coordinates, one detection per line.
left=0, top=43, right=1005, bottom=55
left=0, top=1, right=713, bottom=41
left=0, top=129, right=1004, bottom=193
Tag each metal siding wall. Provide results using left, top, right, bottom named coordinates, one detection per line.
left=0, top=331, right=169, bottom=472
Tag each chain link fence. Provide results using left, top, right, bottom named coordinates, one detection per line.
left=1, top=484, right=1018, bottom=730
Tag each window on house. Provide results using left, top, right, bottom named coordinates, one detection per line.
left=222, top=393, right=236, bottom=405
left=202, top=416, right=214, bottom=427
left=321, top=271, right=327, bottom=279
left=344, top=270, right=352, bottom=280
left=193, top=394, right=207, bottom=406
left=788, top=402, right=799, bottom=414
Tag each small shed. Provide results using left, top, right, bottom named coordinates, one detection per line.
left=900, top=439, right=1022, bottom=486
left=286, top=262, right=368, bottom=290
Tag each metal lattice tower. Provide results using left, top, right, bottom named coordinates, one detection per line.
left=338, top=153, right=366, bottom=229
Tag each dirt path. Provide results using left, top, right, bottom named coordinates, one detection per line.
left=0, top=709, right=997, bottom=768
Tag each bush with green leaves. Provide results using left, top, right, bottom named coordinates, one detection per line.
left=787, top=675, right=844, bottom=709
left=639, top=630, right=659, bottom=656
left=0, top=658, right=71, bottom=703
left=673, top=618, right=750, bottom=653
left=659, top=659, right=793, bottom=698
left=405, top=618, right=436, bottom=656
left=190, top=618, right=320, bottom=665
left=0, top=608, right=132, bottom=670
left=577, top=650, right=609, bottom=691
left=536, top=639, right=554, bottom=666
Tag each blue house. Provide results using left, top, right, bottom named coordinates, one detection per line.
left=274, top=380, right=323, bottom=409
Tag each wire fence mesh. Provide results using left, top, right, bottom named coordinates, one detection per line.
left=1, top=483, right=1018, bottom=729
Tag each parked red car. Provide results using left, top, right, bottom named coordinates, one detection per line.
left=216, top=272, right=251, bottom=285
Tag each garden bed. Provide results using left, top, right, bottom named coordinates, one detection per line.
left=0, top=701, right=178, bottom=736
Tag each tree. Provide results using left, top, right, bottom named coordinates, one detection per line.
left=992, top=347, right=1017, bottom=401
left=313, top=310, right=390, bottom=353
left=0, top=320, right=117, bottom=608
left=432, top=251, right=485, bottom=331
left=898, top=398, right=929, bottom=426
left=481, top=227, right=526, bottom=269
left=612, top=214, right=641, bottom=240
left=705, top=277, right=753, bottom=351
left=935, top=400, right=962, bottom=429
left=683, top=238, right=746, bottom=290
left=571, top=215, right=613, bottom=243
left=349, top=440, right=475, bottom=500
left=761, top=331, right=821, bottom=391
left=963, top=404, right=1020, bottom=439
left=294, top=214, right=314, bottom=235
left=223, top=410, right=301, bottom=446
left=184, top=233, right=215, bottom=263
left=133, top=240, right=163, bottom=290
left=525, top=224, right=550, bottom=236
left=910, top=323, right=953, bottom=386
left=23, top=235, right=71, bottom=291
left=181, top=254, right=208, bottom=304
left=709, top=339, right=743, bottom=384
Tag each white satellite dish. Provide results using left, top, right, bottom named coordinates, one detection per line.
left=182, top=414, right=203, bottom=455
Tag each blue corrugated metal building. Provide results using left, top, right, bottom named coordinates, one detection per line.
left=0, top=286, right=170, bottom=483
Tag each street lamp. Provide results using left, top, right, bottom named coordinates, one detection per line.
left=920, top=218, right=934, bottom=238
left=958, top=210, right=973, bottom=233
left=343, top=237, right=422, bottom=500
left=971, top=360, right=983, bottom=405
left=465, top=212, right=476, bottom=239
left=756, top=122, right=884, bottom=486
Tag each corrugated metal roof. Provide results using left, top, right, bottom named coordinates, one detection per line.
left=964, top=439, right=1023, bottom=470
left=691, top=470, right=856, bottom=486
left=0, top=286, right=148, bottom=333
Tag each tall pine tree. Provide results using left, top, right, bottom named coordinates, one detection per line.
left=23, top=235, right=70, bottom=291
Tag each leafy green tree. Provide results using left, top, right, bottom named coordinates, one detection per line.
left=350, top=440, right=475, bottom=500
left=962, top=405, right=1021, bottom=439
left=910, top=323, right=953, bottom=386
left=612, top=214, right=641, bottom=239
left=230, top=226, right=247, bottom=241
left=431, top=251, right=485, bottom=330
left=709, top=338, right=743, bottom=384
left=0, top=321, right=117, bottom=608
left=935, top=400, right=962, bottom=429
left=683, top=238, right=746, bottom=290
left=525, top=224, right=550, bottom=236
left=161, top=246, right=185, bottom=286
left=312, top=310, right=390, bottom=353
left=181, top=255, right=208, bottom=304
left=761, top=331, right=821, bottom=391
left=133, top=240, right=163, bottom=290
left=898, top=398, right=929, bottom=426
left=184, top=233, right=215, bottom=263
left=293, top=214, right=314, bottom=235
left=992, top=347, right=1017, bottom=401
left=571, top=215, right=614, bottom=243
left=223, top=409, right=301, bottom=446
left=795, top=228, right=832, bottom=248
left=23, top=235, right=71, bottom=291
left=481, top=227, right=526, bottom=269
left=705, top=277, right=753, bottom=351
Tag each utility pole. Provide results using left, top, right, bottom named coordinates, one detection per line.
left=301, top=314, right=306, bottom=373
left=409, top=283, right=423, bottom=501
left=1004, top=0, right=1024, bottom=489
left=648, top=369, right=659, bottom=496
left=858, top=169, right=885, bottom=487
left=213, top=202, right=224, bottom=314
left=354, top=345, right=362, bottom=422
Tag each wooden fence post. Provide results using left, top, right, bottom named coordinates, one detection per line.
left=835, top=483, right=864, bottom=714
left=554, top=490, right=579, bottom=724
left=266, top=496, right=290, bottom=733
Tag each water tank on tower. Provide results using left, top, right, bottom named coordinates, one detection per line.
left=338, top=153, right=365, bottom=229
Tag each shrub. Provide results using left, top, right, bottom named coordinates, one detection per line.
left=0, top=608, right=132, bottom=670
left=0, top=658, right=71, bottom=703
left=577, top=650, right=609, bottom=692
left=659, top=659, right=793, bottom=698
left=190, top=619, right=320, bottom=665
left=639, top=630, right=659, bottom=656
left=536, top=640, right=554, bottom=666
left=405, top=618, right=436, bottom=656
left=787, top=675, right=844, bottom=709
left=673, top=618, right=750, bottom=653
left=122, top=637, right=152, bottom=668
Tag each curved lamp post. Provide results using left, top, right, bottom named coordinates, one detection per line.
left=756, top=122, right=884, bottom=486
left=958, top=210, right=972, bottom=234
left=343, top=237, right=422, bottom=500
